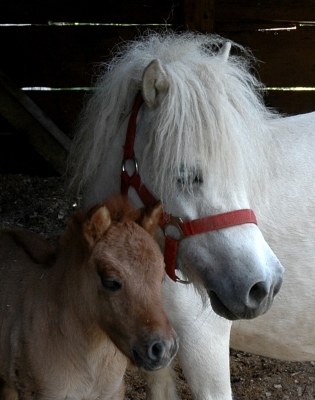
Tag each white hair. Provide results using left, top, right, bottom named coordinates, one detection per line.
left=69, top=30, right=279, bottom=198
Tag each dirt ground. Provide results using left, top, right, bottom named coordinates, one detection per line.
left=0, top=174, right=314, bottom=399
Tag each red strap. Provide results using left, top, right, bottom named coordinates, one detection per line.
left=181, top=209, right=257, bottom=237
left=121, top=170, right=159, bottom=206
left=164, top=236, right=180, bottom=282
left=121, top=170, right=170, bottom=225
left=123, top=95, right=144, bottom=159
left=121, top=170, right=130, bottom=197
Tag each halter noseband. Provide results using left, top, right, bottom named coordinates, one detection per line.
left=121, top=95, right=258, bottom=282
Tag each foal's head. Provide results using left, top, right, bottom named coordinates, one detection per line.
left=69, top=195, right=178, bottom=370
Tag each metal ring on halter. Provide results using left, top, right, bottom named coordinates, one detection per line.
left=176, top=276, right=191, bottom=284
left=161, top=215, right=185, bottom=240
left=121, top=157, right=139, bottom=175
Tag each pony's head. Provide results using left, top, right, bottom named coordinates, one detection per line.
left=69, top=31, right=284, bottom=320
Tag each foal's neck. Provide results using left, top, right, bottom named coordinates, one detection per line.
left=41, top=229, right=100, bottom=339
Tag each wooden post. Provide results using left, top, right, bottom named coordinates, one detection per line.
left=183, top=0, right=215, bottom=33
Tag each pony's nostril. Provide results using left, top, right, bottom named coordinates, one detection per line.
left=273, top=275, right=283, bottom=297
left=148, top=340, right=166, bottom=361
left=274, top=281, right=282, bottom=297
left=248, top=281, right=268, bottom=307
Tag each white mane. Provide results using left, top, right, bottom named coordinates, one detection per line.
left=69, top=31, right=280, bottom=197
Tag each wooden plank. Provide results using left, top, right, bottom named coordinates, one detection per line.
left=0, top=90, right=84, bottom=139
left=0, top=25, right=169, bottom=88
left=221, top=25, right=315, bottom=88
left=0, top=70, right=71, bottom=174
left=2, top=0, right=314, bottom=26
left=1, top=24, right=315, bottom=89
left=216, top=21, right=298, bottom=33
left=0, top=0, right=183, bottom=24
left=264, top=90, right=315, bottom=116
left=215, top=0, right=315, bottom=25
left=183, top=0, right=215, bottom=32
left=25, top=91, right=86, bottom=137
left=0, top=132, right=58, bottom=175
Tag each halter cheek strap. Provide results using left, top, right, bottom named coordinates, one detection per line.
left=121, top=94, right=258, bottom=282
left=161, top=210, right=257, bottom=281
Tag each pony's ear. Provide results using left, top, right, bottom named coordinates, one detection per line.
left=142, top=59, right=169, bottom=109
left=219, top=42, right=231, bottom=62
left=84, top=205, right=111, bottom=246
left=139, top=201, right=163, bottom=236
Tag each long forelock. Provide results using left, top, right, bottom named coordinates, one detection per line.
left=140, top=46, right=276, bottom=197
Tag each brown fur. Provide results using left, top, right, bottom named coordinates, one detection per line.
left=0, top=195, right=178, bottom=400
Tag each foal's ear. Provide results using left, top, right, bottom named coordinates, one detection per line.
left=142, top=59, right=169, bottom=109
left=219, top=42, right=231, bottom=62
left=140, top=201, right=163, bottom=236
left=84, top=205, right=111, bottom=246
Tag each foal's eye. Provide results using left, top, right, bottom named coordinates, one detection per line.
left=101, top=277, right=122, bottom=292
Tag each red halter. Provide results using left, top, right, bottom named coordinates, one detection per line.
left=121, top=95, right=258, bottom=282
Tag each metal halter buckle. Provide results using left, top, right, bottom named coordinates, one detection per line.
left=176, top=276, right=191, bottom=284
left=161, top=215, right=185, bottom=240
left=121, top=157, right=139, bottom=175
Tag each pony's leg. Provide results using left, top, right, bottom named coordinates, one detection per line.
left=152, top=276, right=233, bottom=400
left=143, top=364, right=179, bottom=400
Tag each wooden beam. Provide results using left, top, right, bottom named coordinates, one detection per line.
left=221, top=26, right=315, bottom=88
left=0, top=26, right=148, bottom=88
left=264, top=90, right=315, bottom=116
left=0, top=0, right=183, bottom=25
left=215, top=0, right=315, bottom=25
left=0, top=70, right=71, bottom=175
left=183, top=0, right=215, bottom=32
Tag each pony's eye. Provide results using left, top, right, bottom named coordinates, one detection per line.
left=192, top=175, right=203, bottom=184
left=177, top=172, right=203, bottom=186
left=101, top=276, right=122, bottom=292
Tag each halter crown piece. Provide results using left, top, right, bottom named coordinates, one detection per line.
left=121, top=94, right=258, bottom=283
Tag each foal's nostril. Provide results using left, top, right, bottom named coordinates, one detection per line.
left=248, top=281, right=268, bottom=307
left=148, top=340, right=166, bottom=361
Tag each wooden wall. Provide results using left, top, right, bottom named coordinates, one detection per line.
left=0, top=0, right=314, bottom=174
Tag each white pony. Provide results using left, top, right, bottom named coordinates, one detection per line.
left=69, top=31, right=315, bottom=399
